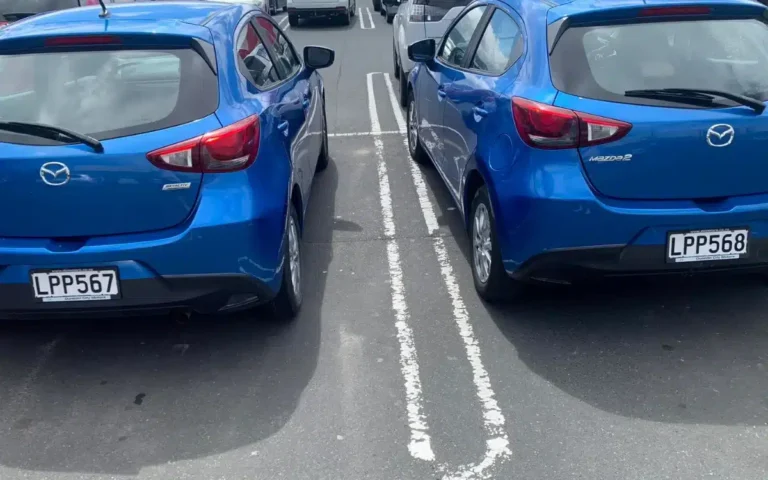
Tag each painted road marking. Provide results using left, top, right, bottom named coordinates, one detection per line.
left=278, top=15, right=289, bottom=29
left=366, top=72, right=434, bottom=462
left=329, top=131, right=401, bottom=137
left=359, top=7, right=375, bottom=29
left=373, top=71, right=512, bottom=479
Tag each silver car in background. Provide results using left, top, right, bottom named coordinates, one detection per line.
left=391, top=0, right=469, bottom=106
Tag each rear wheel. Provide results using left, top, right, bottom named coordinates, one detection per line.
left=407, top=91, right=429, bottom=165
left=380, top=5, right=386, bottom=15
left=393, top=45, right=399, bottom=79
left=373, top=0, right=381, bottom=11
left=386, top=12, right=394, bottom=23
left=270, top=205, right=303, bottom=319
left=340, top=5, right=351, bottom=25
left=470, top=186, right=520, bottom=302
left=288, top=14, right=298, bottom=26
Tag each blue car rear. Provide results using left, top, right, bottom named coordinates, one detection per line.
left=0, top=2, right=332, bottom=318
left=406, top=0, right=768, bottom=301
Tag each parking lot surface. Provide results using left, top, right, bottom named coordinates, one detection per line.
left=2, top=5, right=768, bottom=480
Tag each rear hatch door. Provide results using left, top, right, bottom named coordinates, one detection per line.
left=549, top=3, right=768, bottom=200
left=0, top=35, right=220, bottom=238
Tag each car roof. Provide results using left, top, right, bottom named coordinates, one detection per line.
left=0, top=1, right=259, bottom=43
left=545, top=0, right=764, bottom=18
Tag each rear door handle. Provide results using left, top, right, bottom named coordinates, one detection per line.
left=437, top=85, right=446, bottom=99
left=277, top=120, right=289, bottom=136
left=473, top=106, right=488, bottom=118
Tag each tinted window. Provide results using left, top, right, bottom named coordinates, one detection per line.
left=470, top=10, right=522, bottom=75
left=439, top=6, right=486, bottom=67
left=236, top=22, right=280, bottom=88
left=0, top=48, right=218, bottom=144
left=550, top=19, right=768, bottom=107
left=255, top=17, right=301, bottom=79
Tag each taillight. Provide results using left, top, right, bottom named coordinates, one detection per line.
left=511, top=97, right=631, bottom=150
left=639, top=6, right=711, bottom=16
left=0, top=21, right=9, bottom=28
left=147, top=115, right=260, bottom=173
left=44, top=35, right=122, bottom=46
left=409, top=4, right=443, bottom=22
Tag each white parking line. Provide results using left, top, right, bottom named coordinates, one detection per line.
left=278, top=15, right=289, bottom=29
left=366, top=72, right=434, bottom=462
left=378, top=71, right=512, bottom=479
left=359, top=7, right=375, bottom=29
left=328, top=131, right=400, bottom=137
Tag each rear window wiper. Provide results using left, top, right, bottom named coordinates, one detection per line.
left=624, top=88, right=765, bottom=114
left=0, top=121, right=104, bottom=152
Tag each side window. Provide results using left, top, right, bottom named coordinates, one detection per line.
left=470, top=10, right=523, bottom=75
left=438, top=6, right=486, bottom=67
left=254, top=17, right=302, bottom=79
left=236, top=21, right=280, bottom=89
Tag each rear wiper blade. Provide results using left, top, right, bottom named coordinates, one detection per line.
left=624, top=88, right=765, bottom=114
left=0, top=121, right=103, bottom=152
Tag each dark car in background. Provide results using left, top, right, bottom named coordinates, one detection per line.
left=0, top=0, right=118, bottom=27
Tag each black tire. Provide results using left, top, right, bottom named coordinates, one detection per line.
left=282, top=4, right=287, bottom=12
left=372, top=0, right=381, bottom=11
left=470, top=186, right=520, bottom=302
left=380, top=5, right=386, bottom=15
left=393, top=45, right=399, bottom=79
left=340, top=8, right=350, bottom=25
left=316, top=97, right=329, bottom=172
left=386, top=13, right=394, bottom=23
left=270, top=204, right=303, bottom=319
left=350, top=1, right=355, bottom=16
left=398, top=64, right=407, bottom=107
left=406, top=91, right=430, bottom=165
left=288, top=14, right=298, bottom=26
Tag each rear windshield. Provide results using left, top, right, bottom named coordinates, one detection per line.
left=0, top=0, right=79, bottom=20
left=550, top=18, right=768, bottom=108
left=0, top=48, right=218, bottom=145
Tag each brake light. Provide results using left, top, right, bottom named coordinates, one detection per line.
left=639, top=6, right=711, bottom=16
left=147, top=115, right=260, bottom=173
left=511, top=97, right=631, bottom=149
left=45, top=35, right=122, bottom=46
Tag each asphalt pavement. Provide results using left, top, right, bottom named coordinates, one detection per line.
left=2, top=5, right=768, bottom=480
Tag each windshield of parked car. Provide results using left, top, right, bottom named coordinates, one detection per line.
left=550, top=18, right=768, bottom=107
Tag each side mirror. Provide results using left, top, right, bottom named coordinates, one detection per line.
left=407, top=39, right=435, bottom=63
left=303, top=46, right=335, bottom=70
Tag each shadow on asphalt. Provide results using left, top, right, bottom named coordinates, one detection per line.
left=417, top=161, right=768, bottom=427
left=0, top=160, right=340, bottom=475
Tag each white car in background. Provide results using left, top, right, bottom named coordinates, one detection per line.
left=392, top=0, right=469, bottom=106
left=216, top=0, right=287, bottom=16
left=287, top=0, right=356, bottom=26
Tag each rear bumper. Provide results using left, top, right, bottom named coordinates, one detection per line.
left=512, top=241, right=768, bottom=283
left=488, top=144, right=768, bottom=280
left=288, top=6, right=348, bottom=16
left=0, top=274, right=274, bottom=320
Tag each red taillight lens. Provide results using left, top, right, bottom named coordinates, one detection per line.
left=0, top=21, right=9, bottom=28
left=147, top=115, right=260, bottom=173
left=511, top=97, right=631, bottom=150
left=639, top=6, right=711, bottom=16
left=44, top=35, right=122, bottom=46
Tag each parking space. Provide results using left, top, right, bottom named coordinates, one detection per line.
left=1, top=2, right=768, bottom=480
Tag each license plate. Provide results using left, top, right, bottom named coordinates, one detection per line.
left=666, top=228, right=749, bottom=263
left=30, top=268, right=120, bottom=302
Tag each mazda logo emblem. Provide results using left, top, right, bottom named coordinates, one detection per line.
left=706, top=124, right=735, bottom=147
left=39, top=162, right=71, bottom=186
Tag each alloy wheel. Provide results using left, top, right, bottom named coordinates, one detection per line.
left=472, top=203, right=492, bottom=285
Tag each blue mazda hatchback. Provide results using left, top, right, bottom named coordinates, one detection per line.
left=0, top=1, right=334, bottom=319
left=405, top=0, right=768, bottom=301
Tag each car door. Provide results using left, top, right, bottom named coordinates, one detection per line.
left=253, top=17, right=316, bottom=201
left=429, top=4, right=487, bottom=200
left=442, top=6, right=524, bottom=196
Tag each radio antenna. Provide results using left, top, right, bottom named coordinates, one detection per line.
left=98, top=0, right=110, bottom=18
